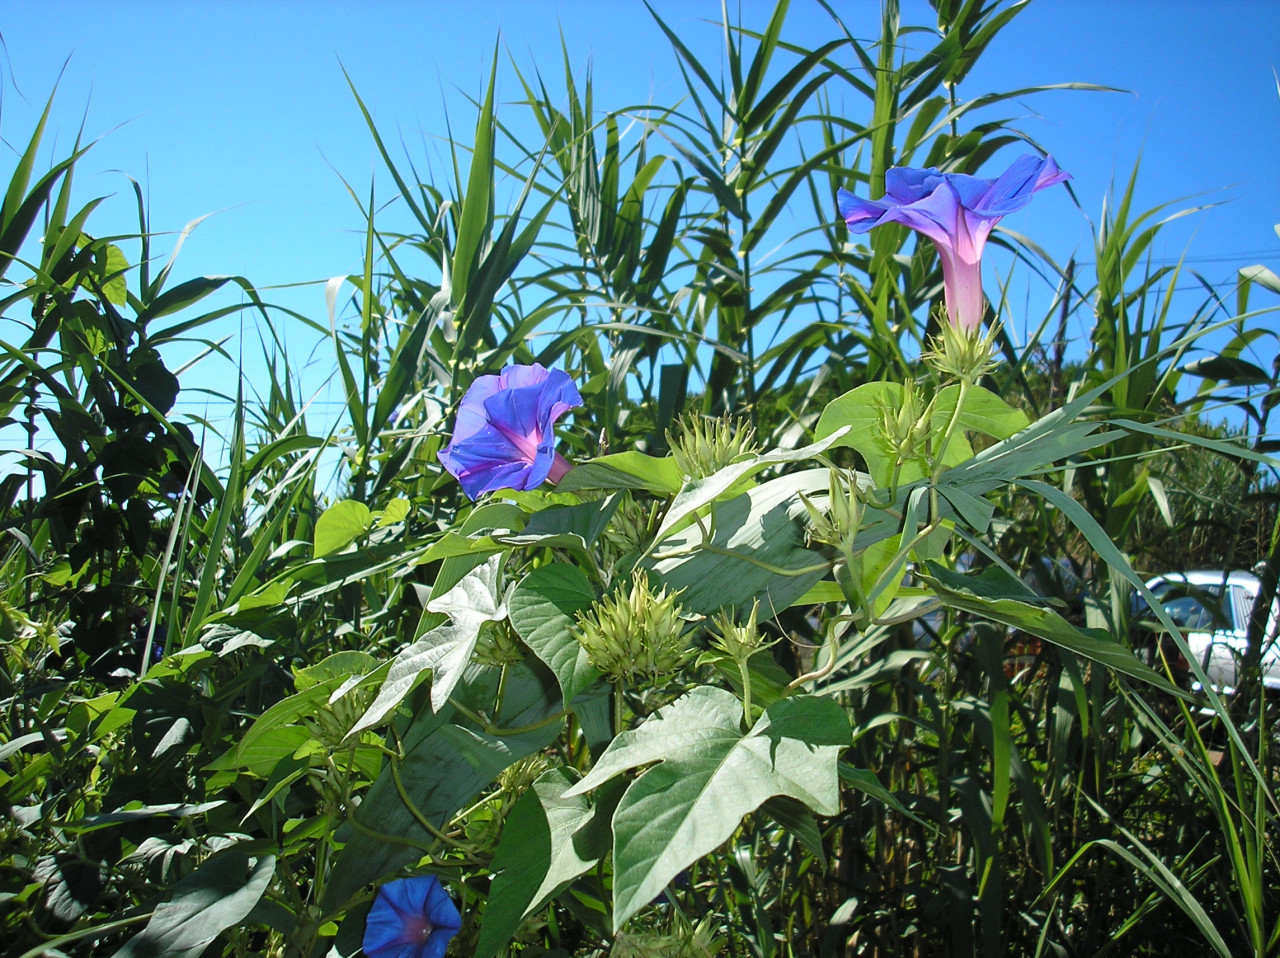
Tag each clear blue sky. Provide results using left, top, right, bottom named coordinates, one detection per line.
left=3, top=0, right=1278, bottom=434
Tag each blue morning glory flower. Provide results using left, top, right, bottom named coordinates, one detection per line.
left=837, top=154, right=1069, bottom=331
left=437, top=363, right=583, bottom=500
left=362, top=874, right=462, bottom=958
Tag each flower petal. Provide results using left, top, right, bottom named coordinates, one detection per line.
left=496, top=362, right=548, bottom=389
left=974, top=153, right=1070, bottom=216
left=424, top=877, right=463, bottom=932
left=882, top=165, right=948, bottom=204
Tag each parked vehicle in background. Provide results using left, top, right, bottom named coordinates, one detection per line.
left=1133, top=570, right=1280, bottom=692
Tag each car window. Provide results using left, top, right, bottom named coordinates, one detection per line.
left=1160, top=594, right=1222, bottom=631
left=1139, top=580, right=1233, bottom=632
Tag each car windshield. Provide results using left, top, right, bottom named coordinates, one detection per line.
left=1146, top=581, right=1234, bottom=632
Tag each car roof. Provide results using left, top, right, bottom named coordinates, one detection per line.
left=1146, top=570, right=1262, bottom=593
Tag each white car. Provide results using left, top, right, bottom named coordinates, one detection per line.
left=1137, top=570, right=1280, bottom=692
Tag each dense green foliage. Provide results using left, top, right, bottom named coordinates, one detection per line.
left=2, top=2, right=1279, bottom=957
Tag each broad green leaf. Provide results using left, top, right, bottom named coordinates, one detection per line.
left=112, top=851, right=275, bottom=958
left=377, top=496, right=411, bottom=527
left=652, top=430, right=848, bottom=547
left=508, top=565, right=600, bottom=704
left=816, top=383, right=1026, bottom=488
left=36, top=852, right=103, bottom=924
left=565, top=686, right=848, bottom=928
left=215, top=682, right=340, bottom=772
left=208, top=725, right=313, bottom=779
left=101, top=242, right=129, bottom=305
left=314, top=500, right=372, bottom=557
left=704, top=648, right=794, bottom=715
left=293, top=650, right=378, bottom=691
left=416, top=532, right=507, bottom=566
left=475, top=768, right=611, bottom=958
left=791, top=580, right=845, bottom=606
left=849, top=536, right=904, bottom=620
left=244, top=754, right=312, bottom=819
left=131, top=360, right=180, bottom=415
left=225, top=580, right=292, bottom=615
left=650, top=469, right=831, bottom=616
left=572, top=688, right=613, bottom=756
left=67, top=692, right=134, bottom=740
left=815, top=382, right=911, bottom=487
left=938, top=383, right=1029, bottom=440
left=498, top=494, right=623, bottom=560
left=557, top=451, right=683, bottom=495
left=349, top=554, right=507, bottom=733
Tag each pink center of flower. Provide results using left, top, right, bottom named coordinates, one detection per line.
left=491, top=420, right=540, bottom=463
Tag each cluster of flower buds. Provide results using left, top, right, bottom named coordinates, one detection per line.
left=472, top=621, right=524, bottom=667
left=879, top=379, right=935, bottom=464
left=801, top=468, right=866, bottom=555
left=498, top=752, right=553, bottom=795
left=925, top=307, right=1000, bottom=383
left=667, top=414, right=759, bottom=480
left=603, top=494, right=661, bottom=561
left=610, top=913, right=723, bottom=958
left=572, top=575, right=688, bottom=684
left=305, top=681, right=377, bottom=748
left=709, top=599, right=766, bottom=662
left=465, top=753, right=554, bottom=847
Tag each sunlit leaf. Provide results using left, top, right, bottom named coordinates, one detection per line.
left=349, top=554, right=507, bottom=733
left=508, top=564, right=600, bottom=704
left=565, top=686, right=848, bottom=928
left=314, top=499, right=372, bottom=557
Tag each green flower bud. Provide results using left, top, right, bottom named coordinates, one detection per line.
left=498, top=753, right=553, bottom=795
left=800, top=468, right=865, bottom=553
left=604, top=493, right=661, bottom=558
left=709, top=600, right=765, bottom=661
left=611, top=932, right=683, bottom=958
left=667, top=414, right=759, bottom=480
left=573, top=575, right=688, bottom=684
left=469, top=755, right=556, bottom=848
left=472, top=621, right=524, bottom=667
left=925, top=306, right=1000, bottom=382
left=878, top=379, right=935, bottom=462
left=612, top=913, right=725, bottom=958
left=305, top=682, right=377, bottom=748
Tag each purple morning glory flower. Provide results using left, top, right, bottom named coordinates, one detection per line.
left=837, top=154, right=1069, bottom=331
left=438, top=363, right=583, bottom=500
left=363, top=874, right=462, bottom=958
